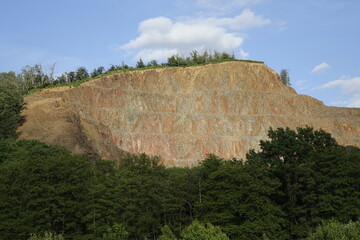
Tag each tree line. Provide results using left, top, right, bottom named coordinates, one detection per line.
left=0, top=50, right=265, bottom=94
left=0, top=127, right=359, bottom=239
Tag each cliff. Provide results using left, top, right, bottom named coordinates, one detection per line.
left=17, top=62, right=360, bottom=166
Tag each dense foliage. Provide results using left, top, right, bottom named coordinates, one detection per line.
left=305, top=220, right=360, bottom=240
left=159, top=220, right=230, bottom=240
left=0, top=72, right=24, bottom=139
left=29, top=232, right=64, bottom=240
left=0, top=140, right=93, bottom=239
left=0, top=127, right=359, bottom=239
left=247, top=127, right=360, bottom=239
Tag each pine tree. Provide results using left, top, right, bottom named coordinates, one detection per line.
left=280, top=69, right=291, bottom=86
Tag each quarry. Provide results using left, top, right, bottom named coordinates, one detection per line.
left=17, top=61, right=360, bottom=166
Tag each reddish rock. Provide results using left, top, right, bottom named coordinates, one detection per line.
left=17, top=62, right=360, bottom=166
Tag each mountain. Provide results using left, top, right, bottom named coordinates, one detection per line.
left=17, top=61, right=360, bottom=166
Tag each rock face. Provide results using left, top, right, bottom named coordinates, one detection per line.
left=17, top=62, right=360, bottom=166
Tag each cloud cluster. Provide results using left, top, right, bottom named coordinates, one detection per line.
left=320, top=77, right=360, bottom=93
left=188, top=9, right=271, bottom=31
left=320, top=77, right=360, bottom=107
left=311, top=62, right=330, bottom=74
left=120, top=9, right=270, bottom=62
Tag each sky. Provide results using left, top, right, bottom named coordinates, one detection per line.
left=1, top=0, right=360, bottom=107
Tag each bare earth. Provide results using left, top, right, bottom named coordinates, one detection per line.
left=17, top=62, right=360, bottom=166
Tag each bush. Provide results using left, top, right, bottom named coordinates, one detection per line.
left=28, top=232, right=64, bottom=240
left=0, top=73, right=24, bottom=139
left=102, top=223, right=129, bottom=240
left=181, top=220, right=229, bottom=240
left=158, top=220, right=229, bottom=240
left=305, top=220, right=360, bottom=240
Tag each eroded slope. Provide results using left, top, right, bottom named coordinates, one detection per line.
left=18, top=62, right=360, bottom=166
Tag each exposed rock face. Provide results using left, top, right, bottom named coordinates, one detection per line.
left=17, top=62, right=360, bottom=166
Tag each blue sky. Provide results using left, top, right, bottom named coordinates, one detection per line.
left=1, top=0, right=360, bottom=107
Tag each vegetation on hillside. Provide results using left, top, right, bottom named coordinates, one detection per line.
left=0, top=72, right=24, bottom=139
left=0, top=51, right=285, bottom=141
left=280, top=69, right=291, bottom=86
left=0, top=50, right=265, bottom=94
left=159, top=220, right=230, bottom=240
left=0, top=51, right=352, bottom=239
left=305, top=220, right=360, bottom=240
left=0, top=50, right=255, bottom=141
left=0, top=127, right=359, bottom=239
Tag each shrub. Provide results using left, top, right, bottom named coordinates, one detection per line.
left=28, top=232, right=64, bottom=240
left=306, top=220, right=360, bottom=240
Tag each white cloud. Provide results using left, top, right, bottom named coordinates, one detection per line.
left=311, top=62, right=330, bottom=74
left=121, top=17, right=243, bottom=62
left=239, top=49, right=249, bottom=59
left=319, top=77, right=360, bottom=107
left=190, top=9, right=270, bottom=31
left=320, top=77, right=360, bottom=93
left=120, top=9, right=270, bottom=62
left=133, top=49, right=179, bottom=63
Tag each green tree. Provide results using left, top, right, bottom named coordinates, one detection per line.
left=202, top=50, right=210, bottom=63
left=75, top=67, right=89, bottom=81
left=159, top=220, right=229, bottom=240
left=54, top=74, right=67, bottom=84
left=0, top=140, right=93, bottom=239
left=163, top=167, right=198, bottom=235
left=221, top=52, right=233, bottom=60
left=28, top=232, right=64, bottom=240
left=306, top=220, right=360, bottom=240
left=20, top=64, right=50, bottom=90
left=0, top=73, right=24, bottom=139
left=107, top=64, right=119, bottom=72
left=247, top=127, right=359, bottom=239
left=21, top=65, right=36, bottom=91
left=197, top=155, right=287, bottom=240
left=181, top=220, right=229, bottom=240
left=112, top=153, right=168, bottom=239
left=83, top=160, right=117, bottom=238
left=66, top=71, right=76, bottom=83
left=280, top=69, right=291, bottom=86
left=342, top=146, right=360, bottom=220
left=190, top=50, right=201, bottom=64
left=121, top=61, right=129, bottom=69
left=167, top=55, right=187, bottom=66
left=136, top=58, right=145, bottom=68
left=148, top=59, right=159, bottom=67
left=158, top=225, right=178, bottom=240
left=102, top=223, right=129, bottom=240
left=91, top=66, right=105, bottom=78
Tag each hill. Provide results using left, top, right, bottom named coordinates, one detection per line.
left=17, top=61, right=360, bottom=166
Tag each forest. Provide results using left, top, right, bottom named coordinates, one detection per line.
left=1, top=53, right=359, bottom=239
left=1, top=127, right=360, bottom=239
